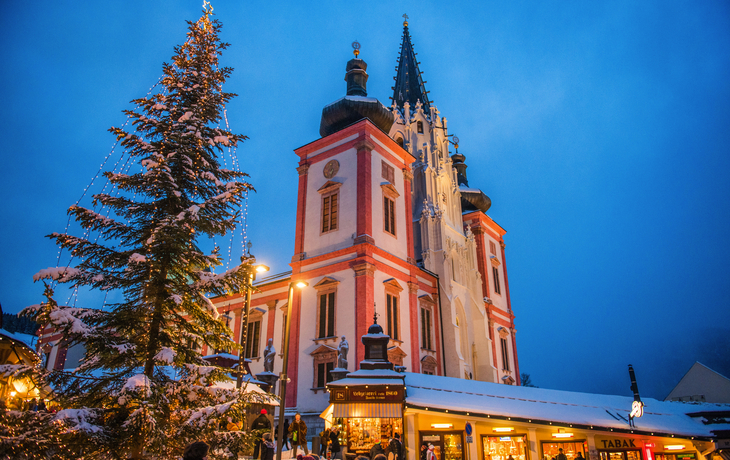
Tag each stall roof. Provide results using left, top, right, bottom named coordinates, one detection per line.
left=403, top=373, right=729, bottom=439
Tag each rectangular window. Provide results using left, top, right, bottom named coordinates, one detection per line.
left=322, top=192, right=338, bottom=233
left=421, top=307, right=432, bottom=350
left=384, top=196, right=396, bottom=235
left=316, top=361, right=335, bottom=388
left=493, top=266, right=501, bottom=294
left=386, top=294, right=399, bottom=340
left=245, top=320, right=261, bottom=359
left=489, top=240, right=497, bottom=255
left=382, top=160, right=395, bottom=183
left=500, top=337, right=510, bottom=371
left=318, top=291, right=336, bottom=338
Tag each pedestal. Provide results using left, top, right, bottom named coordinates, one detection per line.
left=256, top=372, right=280, bottom=394
left=330, top=367, right=350, bottom=381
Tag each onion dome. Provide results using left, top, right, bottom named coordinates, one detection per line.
left=320, top=44, right=394, bottom=137
left=452, top=153, right=492, bottom=214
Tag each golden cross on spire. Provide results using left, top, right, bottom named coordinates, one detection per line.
left=403, top=13, right=409, bottom=26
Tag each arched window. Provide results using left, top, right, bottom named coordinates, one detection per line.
left=396, top=137, right=404, bottom=148
left=417, top=121, right=424, bottom=133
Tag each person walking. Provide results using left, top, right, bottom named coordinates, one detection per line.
left=251, top=409, right=272, bottom=460
left=386, top=433, right=402, bottom=460
left=370, top=439, right=386, bottom=459
left=426, top=444, right=436, bottom=460
left=261, top=432, right=275, bottom=460
left=556, top=449, right=568, bottom=460
left=289, top=413, right=309, bottom=457
left=329, top=426, right=342, bottom=460
left=283, top=418, right=291, bottom=449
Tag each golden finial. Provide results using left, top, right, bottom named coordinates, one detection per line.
left=403, top=13, right=409, bottom=27
left=352, top=40, right=361, bottom=58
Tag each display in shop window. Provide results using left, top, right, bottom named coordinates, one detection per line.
left=483, top=435, right=529, bottom=460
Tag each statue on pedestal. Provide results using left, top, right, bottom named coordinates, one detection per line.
left=337, top=336, right=349, bottom=370
left=263, top=338, right=276, bottom=373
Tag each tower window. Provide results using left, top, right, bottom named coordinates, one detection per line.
left=417, top=121, right=424, bottom=133
left=321, top=191, right=338, bottom=233
left=384, top=196, right=396, bottom=236
left=489, top=240, right=497, bottom=255
left=317, top=291, right=336, bottom=338
left=500, top=337, right=510, bottom=372
left=386, top=293, right=400, bottom=340
left=244, top=320, right=261, bottom=359
left=421, top=306, right=433, bottom=350
left=396, top=137, right=404, bottom=148
left=382, top=160, right=395, bottom=183
left=493, top=266, right=501, bottom=295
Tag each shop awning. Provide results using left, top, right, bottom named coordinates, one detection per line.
left=332, top=402, right=402, bottom=418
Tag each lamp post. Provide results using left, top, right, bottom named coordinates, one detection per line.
left=276, top=280, right=308, bottom=460
left=236, top=261, right=269, bottom=389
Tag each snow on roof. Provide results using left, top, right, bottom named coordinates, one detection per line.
left=203, top=352, right=239, bottom=361
left=0, top=329, right=37, bottom=349
left=403, top=373, right=727, bottom=438
left=323, top=95, right=386, bottom=109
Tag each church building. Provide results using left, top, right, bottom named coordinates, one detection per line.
left=208, top=18, right=520, bottom=418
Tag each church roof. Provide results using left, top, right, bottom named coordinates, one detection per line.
left=392, top=17, right=430, bottom=112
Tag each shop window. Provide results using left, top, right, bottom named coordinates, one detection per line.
left=417, top=121, right=424, bottom=133
left=347, top=417, right=402, bottom=455
left=482, top=435, right=529, bottom=460
left=500, top=337, right=510, bottom=372
left=542, top=442, right=588, bottom=460
left=420, top=432, right=463, bottom=460
left=382, top=160, right=395, bottom=183
left=421, top=306, right=433, bottom=350
left=245, top=320, right=261, bottom=359
left=493, top=266, right=501, bottom=294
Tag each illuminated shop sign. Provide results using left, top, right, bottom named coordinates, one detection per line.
left=595, top=437, right=638, bottom=450
left=330, top=386, right=404, bottom=403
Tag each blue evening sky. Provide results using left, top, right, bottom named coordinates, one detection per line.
left=1, top=1, right=728, bottom=400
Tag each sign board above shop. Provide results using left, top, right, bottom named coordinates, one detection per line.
left=330, top=386, right=405, bottom=403
left=594, top=436, right=640, bottom=451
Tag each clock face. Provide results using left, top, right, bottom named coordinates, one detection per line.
left=323, top=159, right=340, bottom=179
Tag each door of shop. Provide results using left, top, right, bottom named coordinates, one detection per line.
left=421, top=431, right=465, bottom=460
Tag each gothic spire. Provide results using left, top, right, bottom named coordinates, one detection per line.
left=392, top=15, right=431, bottom=112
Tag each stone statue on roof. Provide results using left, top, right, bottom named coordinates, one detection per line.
left=263, top=338, right=275, bottom=373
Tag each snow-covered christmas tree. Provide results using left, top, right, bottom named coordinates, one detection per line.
left=1, top=5, right=272, bottom=459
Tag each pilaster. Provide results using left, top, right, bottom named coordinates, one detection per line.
left=353, top=261, right=376, bottom=366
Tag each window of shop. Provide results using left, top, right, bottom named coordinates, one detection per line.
left=421, top=431, right=464, bottom=460
left=346, top=417, right=402, bottom=455
left=541, top=441, right=588, bottom=460
left=482, top=434, right=529, bottom=460
left=655, top=454, right=695, bottom=460
left=599, top=452, right=641, bottom=460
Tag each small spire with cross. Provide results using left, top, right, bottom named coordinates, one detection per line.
left=373, top=311, right=379, bottom=324
left=403, top=13, right=409, bottom=27
left=352, top=40, right=361, bottom=58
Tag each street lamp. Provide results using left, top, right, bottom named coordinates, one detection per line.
left=276, top=280, right=308, bottom=460
left=236, top=261, right=270, bottom=389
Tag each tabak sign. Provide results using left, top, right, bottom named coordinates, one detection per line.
left=595, top=436, right=640, bottom=451
left=330, top=386, right=404, bottom=403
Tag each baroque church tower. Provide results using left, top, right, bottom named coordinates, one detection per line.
left=205, top=19, right=520, bottom=418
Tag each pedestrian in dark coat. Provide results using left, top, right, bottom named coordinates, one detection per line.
left=386, top=433, right=402, bottom=460
left=261, top=432, right=275, bottom=460
left=252, top=409, right=272, bottom=459
left=329, top=426, right=342, bottom=460
left=289, top=412, right=309, bottom=457
left=370, top=440, right=386, bottom=459
left=283, top=418, right=291, bottom=449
